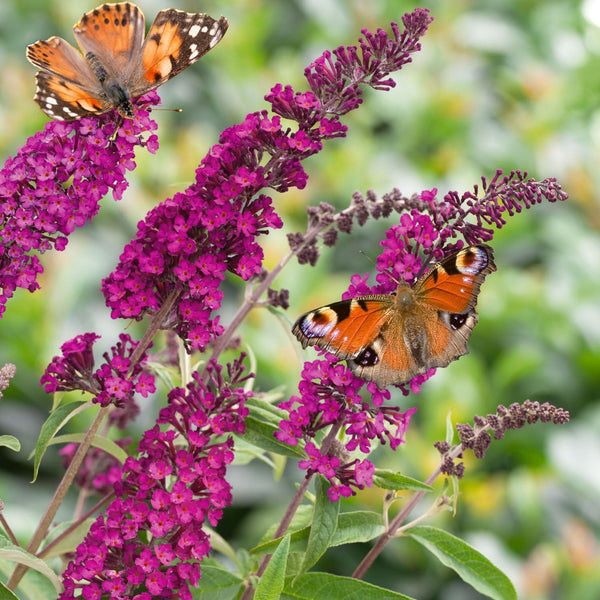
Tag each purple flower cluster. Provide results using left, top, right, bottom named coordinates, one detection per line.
left=0, top=94, right=160, bottom=318
left=41, top=332, right=154, bottom=410
left=59, top=359, right=250, bottom=600
left=342, top=176, right=567, bottom=305
left=276, top=356, right=416, bottom=500
left=456, top=400, right=570, bottom=460
left=100, top=10, right=434, bottom=350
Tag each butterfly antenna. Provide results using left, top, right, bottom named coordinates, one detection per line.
left=359, top=250, right=401, bottom=286
left=148, top=107, right=183, bottom=113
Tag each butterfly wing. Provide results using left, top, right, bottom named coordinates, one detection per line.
left=26, top=37, right=109, bottom=119
left=292, top=296, right=395, bottom=360
left=414, top=244, right=496, bottom=313
left=410, top=243, right=496, bottom=372
left=73, top=3, right=146, bottom=83
left=132, top=10, right=228, bottom=96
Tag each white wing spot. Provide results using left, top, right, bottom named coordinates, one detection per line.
left=189, top=24, right=200, bottom=37
left=63, top=107, right=79, bottom=117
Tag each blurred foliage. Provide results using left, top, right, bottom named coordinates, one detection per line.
left=1, top=0, right=599, bottom=599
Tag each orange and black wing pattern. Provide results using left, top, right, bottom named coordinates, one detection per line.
left=292, top=296, right=394, bottom=359
left=414, top=244, right=496, bottom=313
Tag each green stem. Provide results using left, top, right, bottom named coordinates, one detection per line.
left=351, top=443, right=464, bottom=580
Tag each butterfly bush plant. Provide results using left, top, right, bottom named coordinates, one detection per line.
left=0, top=8, right=571, bottom=600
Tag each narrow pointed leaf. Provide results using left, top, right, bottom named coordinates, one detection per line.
left=254, top=534, right=290, bottom=600
left=372, top=469, right=433, bottom=492
left=243, top=415, right=306, bottom=458
left=32, top=400, right=88, bottom=481
left=0, top=580, right=18, bottom=600
left=298, top=476, right=339, bottom=575
left=330, top=511, right=384, bottom=546
left=408, top=526, right=517, bottom=600
left=49, top=433, right=128, bottom=464
left=281, top=572, right=415, bottom=600
left=0, top=541, right=61, bottom=593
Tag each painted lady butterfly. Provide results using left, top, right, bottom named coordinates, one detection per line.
left=26, top=2, right=228, bottom=121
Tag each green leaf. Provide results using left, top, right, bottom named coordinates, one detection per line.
left=0, top=540, right=61, bottom=594
left=251, top=526, right=310, bottom=557
left=251, top=505, right=315, bottom=557
left=231, top=434, right=277, bottom=467
left=245, top=395, right=287, bottom=426
left=145, top=361, right=178, bottom=391
left=32, top=400, right=88, bottom=481
left=0, top=580, right=19, bottom=600
left=297, top=476, right=339, bottom=575
left=445, top=411, right=454, bottom=444
left=331, top=511, right=385, bottom=546
left=191, top=564, right=244, bottom=599
left=257, top=505, right=314, bottom=548
left=242, top=415, right=306, bottom=459
left=49, top=433, right=128, bottom=464
left=0, top=435, right=20, bottom=452
left=39, top=519, right=96, bottom=559
left=0, top=559, right=57, bottom=600
left=281, top=572, right=415, bottom=600
left=408, top=526, right=517, bottom=600
left=252, top=511, right=384, bottom=558
left=372, top=469, right=433, bottom=492
left=272, top=452, right=287, bottom=481
left=254, top=534, right=290, bottom=600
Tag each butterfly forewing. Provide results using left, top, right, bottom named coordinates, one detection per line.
left=73, top=2, right=146, bottom=80
left=138, top=11, right=229, bottom=93
left=293, top=296, right=394, bottom=359
left=415, top=244, right=496, bottom=313
left=27, top=38, right=92, bottom=86
left=27, top=37, right=106, bottom=120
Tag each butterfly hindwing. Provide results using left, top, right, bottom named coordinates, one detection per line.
left=33, top=71, right=109, bottom=120
left=27, top=37, right=107, bottom=120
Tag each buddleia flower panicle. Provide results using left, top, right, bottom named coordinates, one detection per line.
left=435, top=400, right=570, bottom=478
left=0, top=363, right=16, bottom=399
left=60, top=438, right=132, bottom=497
left=59, top=358, right=251, bottom=600
left=0, top=93, right=160, bottom=318
left=40, top=332, right=154, bottom=412
left=101, top=11, right=435, bottom=351
left=276, top=357, right=417, bottom=500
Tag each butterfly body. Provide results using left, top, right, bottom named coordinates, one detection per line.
left=293, top=244, right=496, bottom=388
left=26, top=3, right=228, bottom=120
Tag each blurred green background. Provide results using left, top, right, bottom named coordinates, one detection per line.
left=1, top=0, right=599, bottom=599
